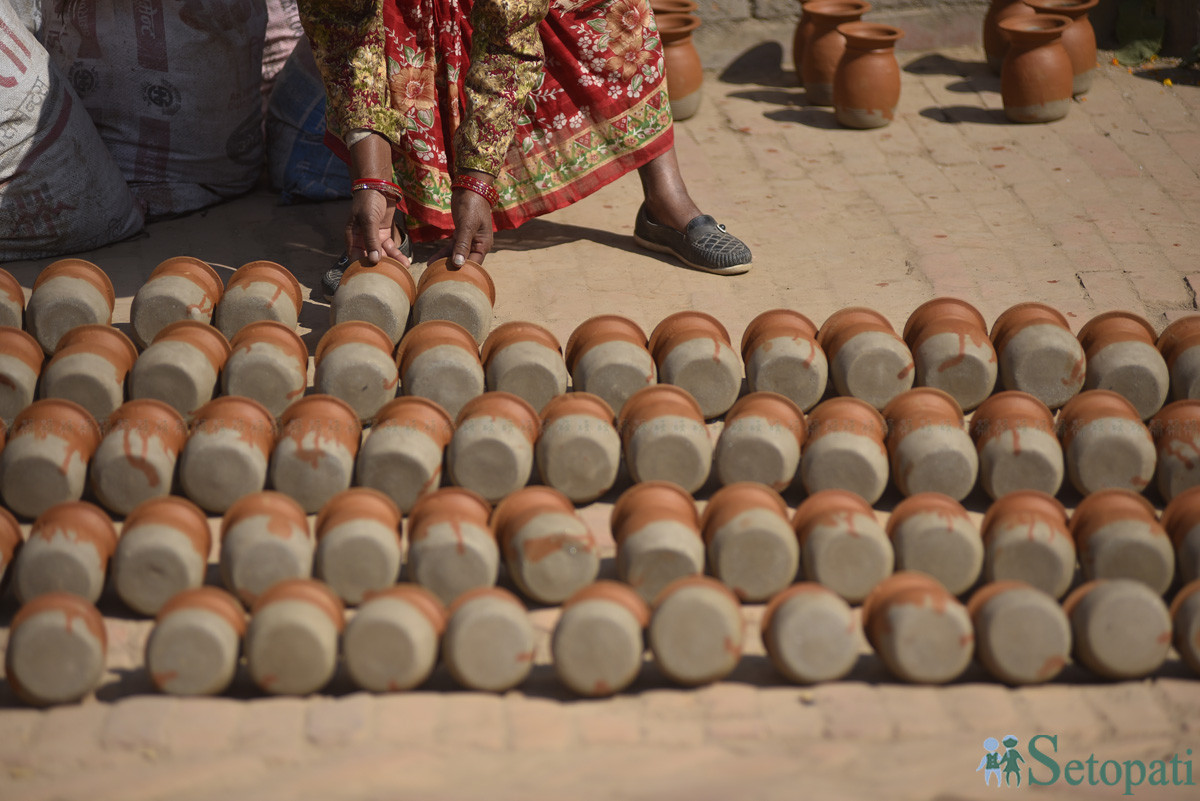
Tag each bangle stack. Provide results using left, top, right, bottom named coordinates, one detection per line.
left=352, top=178, right=403, bottom=202
left=451, top=174, right=499, bottom=207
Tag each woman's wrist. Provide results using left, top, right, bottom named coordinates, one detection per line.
left=452, top=169, right=499, bottom=206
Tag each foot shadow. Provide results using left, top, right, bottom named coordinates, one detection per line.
left=489, top=218, right=637, bottom=256
left=718, top=41, right=794, bottom=88
left=918, top=105, right=1009, bottom=125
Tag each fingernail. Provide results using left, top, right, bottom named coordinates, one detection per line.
left=369, top=250, right=380, bottom=262
left=453, top=254, right=465, bottom=266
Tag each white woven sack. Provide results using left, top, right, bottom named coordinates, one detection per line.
left=0, top=0, right=144, bottom=261
left=44, top=0, right=268, bottom=220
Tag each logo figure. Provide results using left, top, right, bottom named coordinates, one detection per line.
left=976, top=737, right=1002, bottom=787
left=1001, top=735, right=1025, bottom=787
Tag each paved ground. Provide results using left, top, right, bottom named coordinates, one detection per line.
left=1, top=40, right=1199, bottom=801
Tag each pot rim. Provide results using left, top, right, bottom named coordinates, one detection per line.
left=227, top=260, right=303, bottom=312
left=33, top=258, right=116, bottom=312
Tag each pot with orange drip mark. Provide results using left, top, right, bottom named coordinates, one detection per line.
left=1149, top=399, right=1200, bottom=502
left=219, top=491, right=314, bottom=607
left=214, top=260, right=302, bottom=340
left=0, top=398, right=101, bottom=519
left=179, top=396, right=276, bottom=514
left=446, top=391, right=540, bottom=503
left=130, top=256, right=225, bottom=348
left=13, top=500, right=117, bottom=605
left=1077, top=310, right=1167, bottom=420
left=492, top=486, right=599, bottom=605
left=700, top=481, right=798, bottom=602
left=791, top=488, right=893, bottom=603
left=740, top=308, right=828, bottom=412
left=564, top=314, right=656, bottom=417
left=990, top=301, right=1085, bottom=410
left=552, top=580, right=649, bottom=696
left=145, top=586, right=246, bottom=696
left=313, top=487, right=402, bottom=605
left=1069, top=488, right=1174, bottom=595
left=6, top=591, right=108, bottom=706
left=648, top=310, right=742, bottom=419
left=611, top=481, right=704, bottom=604
left=129, top=319, right=231, bottom=419
left=0, top=327, right=45, bottom=426
left=0, top=266, right=25, bottom=329
left=269, top=394, right=362, bottom=514
left=355, top=397, right=454, bottom=514
left=442, top=586, right=536, bottom=692
left=222, top=320, right=309, bottom=418
left=882, top=387, right=978, bottom=501
left=246, top=578, right=345, bottom=695
left=817, top=306, right=914, bottom=411
left=90, top=399, right=188, bottom=516
left=1162, top=485, right=1200, bottom=584
left=314, top=320, right=399, bottom=423
left=405, top=487, right=499, bottom=606
left=902, top=297, right=996, bottom=412
left=970, top=390, right=1063, bottom=500
left=40, top=323, right=138, bottom=424
left=1057, top=389, right=1156, bottom=496
left=885, top=492, right=982, bottom=596
left=26, top=258, right=115, bottom=355
left=968, top=580, right=1071, bottom=685
left=862, top=571, right=974, bottom=684
left=112, top=495, right=211, bottom=616
left=979, top=489, right=1075, bottom=598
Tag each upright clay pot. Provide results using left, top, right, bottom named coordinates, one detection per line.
left=886, top=492, right=983, bottom=596
left=761, top=583, right=859, bottom=684
left=998, top=14, right=1074, bottom=124
left=535, top=392, right=621, bottom=504
left=128, top=320, right=231, bottom=419
left=1069, top=488, right=1174, bottom=595
left=330, top=256, right=417, bottom=345
left=179, top=396, right=276, bottom=513
left=883, top=387, right=978, bottom=500
left=222, top=321, right=310, bottom=418
left=1163, top=486, right=1200, bottom=584
left=442, top=587, right=536, bottom=693
left=214, top=260, right=303, bottom=340
left=701, top=481, right=798, bottom=602
left=990, top=301, right=1085, bottom=409
left=740, top=308, right=828, bottom=412
left=0, top=267, right=25, bottom=329
left=343, top=584, right=447, bottom=692
left=314, top=487, right=403, bottom=605
left=792, top=0, right=817, bottom=82
left=447, top=391, right=540, bottom=503
left=314, top=320, right=399, bottom=423
left=355, top=396, right=454, bottom=513
left=406, top=487, right=500, bottom=605
left=648, top=575, right=744, bottom=686
left=658, top=13, right=704, bottom=121
left=618, top=384, right=712, bottom=494
left=1150, top=400, right=1200, bottom=502
left=713, top=392, right=805, bottom=491
left=396, top=319, right=485, bottom=419
left=970, top=390, right=1063, bottom=499
left=220, top=491, right=314, bottom=606
left=552, top=580, right=650, bottom=697
left=129, top=256, right=224, bottom=348
left=801, top=0, right=872, bottom=106
left=1077, top=310, right=1167, bottom=420
left=492, top=486, right=599, bottom=605
left=564, top=314, right=656, bottom=416
left=983, top=0, right=1036, bottom=72
left=862, top=572, right=974, bottom=684
left=112, top=496, right=211, bottom=616
left=145, top=586, right=246, bottom=696
left=412, top=257, right=496, bottom=345
left=800, top=396, right=889, bottom=502
left=649, top=311, right=742, bottom=419
left=611, top=481, right=705, bottom=604
left=90, top=399, right=188, bottom=515
left=833, top=22, right=904, bottom=129
left=968, top=580, right=1071, bottom=685
left=1057, top=389, right=1156, bottom=496
left=902, top=297, right=996, bottom=413
left=480, top=321, right=568, bottom=413
left=26, top=258, right=115, bottom=354
left=980, top=490, right=1075, bottom=598
left=246, top=578, right=345, bottom=695
left=1157, top=315, right=1200, bottom=402
left=1063, top=579, right=1171, bottom=680
left=1024, top=0, right=1098, bottom=95
left=792, top=489, right=894, bottom=603
left=0, top=327, right=43, bottom=425
left=13, top=500, right=117, bottom=604
left=40, top=324, right=137, bottom=424
left=817, top=306, right=914, bottom=411
left=270, top=394, right=363, bottom=513
left=0, top=399, right=101, bottom=519
left=5, top=592, right=107, bottom=706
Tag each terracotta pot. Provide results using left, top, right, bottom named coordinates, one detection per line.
left=651, top=0, right=698, bottom=13
left=0, top=327, right=44, bottom=425
left=27, top=258, right=116, bottom=354
left=833, top=22, right=904, bottom=129
left=648, top=575, right=744, bottom=686
left=413, top=257, right=496, bottom=344
left=970, top=390, right=1063, bottom=498
left=863, top=572, right=973, bottom=684
left=356, top=396, right=454, bottom=513
left=760, top=582, right=858, bottom=684
left=1170, top=579, right=1200, bottom=675
left=314, top=320, right=399, bottom=422
left=700, top=481, right=797, bottom=601
left=147, top=585, right=246, bottom=695
left=983, top=0, right=1037, bottom=71
left=331, top=256, right=417, bottom=345
left=272, top=394, right=363, bottom=513
left=130, top=320, right=231, bottom=419
left=130, top=256, right=225, bottom=347
left=247, top=577, right=345, bottom=695
left=967, top=579, right=1071, bottom=684
left=220, top=490, right=314, bottom=606
left=883, top=387, right=977, bottom=500
left=180, top=396, right=276, bottom=513
left=617, top=384, right=711, bottom=493
left=0, top=506, right=22, bottom=588
left=447, top=391, right=540, bottom=502
left=343, top=584, right=447, bottom=692
left=0, top=267, right=25, bottom=329
left=456, top=391, right=541, bottom=441
left=1062, top=578, right=1171, bottom=680
left=611, top=480, right=701, bottom=543
left=1151, top=400, right=1200, bottom=502
left=611, top=480, right=704, bottom=603
left=714, top=391, right=805, bottom=491
left=189, top=395, right=276, bottom=457
left=223, top=320, right=309, bottom=418
left=1069, top=488, right=1174, bottom=594
left=562, top=579, right=651, bottom=627
left=6, top=591, right=107, bottom=705
left=792, top=489, right=894, bottom=603
left=1058, top=389, right=1156, bottom=495
left=406, top=487, right=499, bottom=604
left=740, top=309, right=827, bottom=412
left=480, top=321, right=568, bottom=413
left=536, top=391, right=620, bottom=503
left=553, top=579, right=650, bottom=696
left=800, top=395, right=889, bottom=502
left=442, top=586, right=536, bottom=692
left=649, top=311, right=742, bottom=419
left=1024, top=0, right=1098, bottom=95
left=1163, top=485, right=1200, bottom=584
left=408, top=486, right=493, bottom=541
left=980, top=489, right=1075, bottom=597
left=792, top=0, right=818, bottom=83
left=817, top=306, right=913, bottom=410
left=800, top=0, right=872, bottom=106
left=214, top=260, right=303, bottom=339
left=90, top=398, right=188, bottom=515
left=990, top=301, right=1085, bottom=409
left=886, top=492, right=983, bottom=596
left=1, top=399, right=102, bottom=519
left=1075, top=310, right=1167, bottom=420
left=998, top=14, right=1074, bottom=123
left=658, top=13, right=704, bottom=121
left=903, top=297, right=996, bottom=412
left=1157, top=315, right=1200, bottom=402
left=396, top=319, right=484, bottom=419
left=617, top=383, right=705, bottom=446
left=314, top=487, right=403, bottom=605
left=492, top=485, right=598, bottom=604
left=113, top=495, right=211, bottom=616
left=564, top=315, right=655, bottom=416
left=15, top=500, right=118, bottom=604
left=41, top=324, right=137, bottom=424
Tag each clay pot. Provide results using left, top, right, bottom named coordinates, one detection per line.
left=1058, top=389, right=1156, bottom=496
left=180, top=396, right=276, bottom=513
left=331, top=255, right=417, bottom=345
left=714, top=392, right=805, bottom=491
left=1, top=399, right=102, bottom=519
left=112, top=495, right=211, bottom=616
left=980, top=490, right=1075, bottom=598
left=817, top=306, right=914, bottom=410
left=648, top=575, right=743, bottom=686
left=618, top=384, right=711, bottom=493
left=886, top=492, right=983, bottom=596
left=1077, top=310, right=1167, bottom=420
left=740, top=309, right=827, bottom=411
left=1024, top=0, right=1098, bottom=95
left=984, top=0, right=1037, bottom=72
left=700, top=481, right=798, bottom=602
left=902, top=297, right=996, bottom=412
left=658, top=13, right=704, bottom=121
left=1069, top=488, right=1174, bottom=595
left=220, top=491, right=314, bottom=606
left=862, top=572, right=973, bottom=684
left=0, top=267, right=25, bottom=329
left=90, top=399, right=188, bottom=515
left=413, top=257, right=496, bottom=344
left=0, top=507, right=22, bottom=590
left=553, top=580, right=649, bottom=696
left=214, top=260, right=303, bottom=339
left=760, top=583, right=858, bottom=684
left=1062, top=578, right=1171, bottom=680
left=800, top=396, right=890, bottom=502
left=406, top=487, right=499, bottom=605
left=343, top=584, right=446, bottom=692
left=990, top=301, right=1085, bottom=409
left=41, top=324, right=137, bottom=423
left=0, top=327, right=43, bottom=425
left=270, top=394, right=363, bottom=513
left=442, top=586, right=536, bottom=692
left=480, top=321, right=568, bottom=413
left=6, top=591, right=107, bottom=705
left=356, top=396, right=454, bottom=513
left=1150, top=400, right=1200, bottom=502
left=648, top=311, right=741, bottom=419
left=223, top=320, right=310, bottom=418
left=998, top=14, right=1074, bottom=123
left=882, top=387, right=978, bottom=500
left=1162, top=485, right=1200, bottom=584
left=792, top=489, right=894, bottom=603
left=247, top=578, right=345, bottom=695
left=970, top=390, right=1063, bottom=499
left=447, top=391, right=540, bottom=503
left=14, top=500, right=118, bottom=604
left=1157, top=315, right=1200, bottom=402
left=314, top=487, right=403, bottom=605
left=536, top=392, right=621, bottom=503
left=146, top=586, right=246, bottom=696
left=1170, top=579, right=1200, bottom=675
left=130, top=256, right=225, bottom=348
left=833, top=22, right=904, bottom=129
left=967, top=580, right=1071, bottom=684
left=611, top=481, right=704, bottom=603
left=492, top=486, right=599, bottom=605
left=792, top=1, right=818, bottom=82
left=801, top=0, right=872, bottom=106
left=565, top=314, right=656, bottom=416
left=314, top=320, right=399, bottom=422
left=396, top=319, right=485, bottom=419
left=26, top=258, right=115, bottom=354
left=651, top=0, right=698, bottom=13
left=129, top=320, right=231, bottom=419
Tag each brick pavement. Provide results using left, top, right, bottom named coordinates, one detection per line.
left=1, top=42, right=1199, bottom=800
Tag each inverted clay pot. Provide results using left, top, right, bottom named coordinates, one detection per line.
left=145, top=586, right=246, bottom=696
left=447, top=391, right=540, bottom=503
left=714, top=391, right=805, bottom=491
left=355, top=396, right=454, bottom=513
left=481, top=321, right=568, bottom=413
left=801, top=0, right=872, bottom=107
left=130, top=256, right=225, bottom=348
left=129, top=320, right=231, bottom=419
left=0, top=267, right=25, bottom=329
left=552, top=581, right=649, bottom=696
left=1156, top=315, right=1200, bottom=402
left=817, top=306, right=914, bottom=410
left=330, top=256, right=417, bottom=345
left=6, top=592, right=107, bottom=706
left=701, top=481, right=798, bottom=602
left=792, top=489, right=894, bottom=603
left=0, top=327, right=43, bottom=425
left=1077, top=310, right=1167, bottom=420
left=13, top=500, right=117, bottom=604
left=761, top=582, right=859, bottom=684
left=214, top=260, right=303, bottom=340
left=862, top=572, right=974, bottom=684
left=40, top=324, right=137, bottom=424
left=564, top=314, right=656, bottom=416
left=968, top=580, right=1071, bottom=685
left=980, top=490, right=1075, bottom=598
left=1057, top=389, right=1156, bottom=496
left=1150, top=400, right=1200, bottom=502
left=1062, top=578, right=1171, bottom=680
left=648, top=311, right=742, bottom=419
left=612, top=480, right=705, bottom=604
left=314, top=487, right=403, bottom=605
left=990, top=301, right=1084, bottom=409
left=179, top=396, right=276, bottom=513
left=1069, top=488, right=1174, bottom=595
left=883, top=387, right=978, bottom=500
left=1024, top=0, right=1098, bottom=96
left=800, top=396, right=890, bottom=503
left=442, top=586, right=536, bottom=692
left=833, top=22, right=904, bottom=129
left=493, top=486, right=599, bottom=605
left=648, top=575, right=743, bottom=686
left=969, top=390, right=1063, bottom=499
left=413, top=257, right=496, bottom=344
left=618, top=384, right=712, bottom=493
left=902, top=297, right=996, bottom=412
left=270, top=394, right=363, bottom=513
left=886, top=492, right=983, bottom=596
left=1162, top=485, right=1200, bottom=584
left=220, top=490, right=314, bottom=607
left=222, top=320, right=310, bottom=418
left=343, top=584, right=446, bottom=692
left=396, top=319, right=485, bottom=419
left=998, top=14, right=1074, bottom=124
left=658, top=13, right=704, bottom=121
left=535, top=392, right=621, bottom=504
left=1170, top=580, right=1200, bottom=676
left=247, top=578, right=345, bottom=695
left=314, top=320, right=399, bottom=423
left=26, top=258, right=115, bottom=354
left=1, top=399, right=101, bottom=518
left=112, top=495, right=211, bottom=616
left=984, top=0, right=1037, bottom=72
left=740, top=308, right=828, bottom=412
left=406, top=487, right=499, bottom=605
left=90, top=399, right=188, bottom=515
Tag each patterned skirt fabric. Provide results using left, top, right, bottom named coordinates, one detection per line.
left=364, top=0, right=674, bottom=241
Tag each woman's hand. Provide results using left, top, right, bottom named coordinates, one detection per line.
left=449, top=170, right=496, bottom=266
left=346, top=188, right=408, bottom=266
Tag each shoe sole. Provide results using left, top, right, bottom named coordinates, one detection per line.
left=633, top=233, right=752, bottom=276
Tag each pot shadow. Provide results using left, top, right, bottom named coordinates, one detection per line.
left=489, top=218, right=635, bottom=256
left=1132, top=64, right=1200, bottom=87
left=903, top=52, right=983, bottom=77
left=726, top=87, right=806, bottom=107
left=765, top=106, right=842, bottom=130
left=918, top=105, right=1010, bottom=125
left=718, top=41, right=794, bottom=88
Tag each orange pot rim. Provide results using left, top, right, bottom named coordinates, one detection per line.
left=33, top=259, right=116, bottom=312
left=228, top=260, right=303, bottom=311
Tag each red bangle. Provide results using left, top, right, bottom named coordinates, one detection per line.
left=451, top=174, right=499, bottom=207
left=352, top=178, right=403, bottom=202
